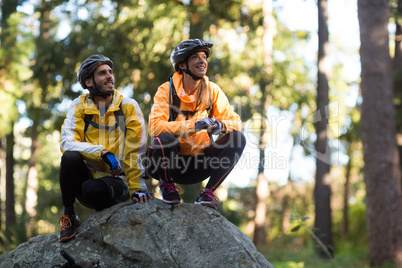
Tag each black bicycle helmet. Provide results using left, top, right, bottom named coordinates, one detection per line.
left=170, top=39, right=213, bottom=76
left=77, top=54, right=114, bottom=89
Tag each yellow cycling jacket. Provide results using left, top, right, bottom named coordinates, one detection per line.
left=148, top=72, right=242, bottom=156
left=60, top=90, right=147, bottom=194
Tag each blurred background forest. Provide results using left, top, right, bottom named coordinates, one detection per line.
left=1, top=0, right=402, bottom=267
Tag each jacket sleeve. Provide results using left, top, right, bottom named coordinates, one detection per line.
left=148, top=82, right=196, bottom=138
left=122, top=99, right=148, bottom=194
left=210, top=83, right=242, bottom=133
left=60, top=98, right=106, bottom=161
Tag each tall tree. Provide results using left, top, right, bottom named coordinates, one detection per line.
left=0, top=0, right=19, bottom=232
left=5, top=124, right=16, bottom=231
left=394, top=0, right=402, bottom=71
left=393, top=0, right=402, bottom=182
left=339, top=107, right=361, bottom=237
left=314, top=0, right=333, bottom=257
left=253, top=0, right=275, bottom=245
left=24, top=0, right=58, bottom=235
left=0, top=139, right=3, bottom=230
left=358, top=0, right=402, bottom=265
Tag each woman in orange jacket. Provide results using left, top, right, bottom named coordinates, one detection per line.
left=147, top=39, right=246, bottom=209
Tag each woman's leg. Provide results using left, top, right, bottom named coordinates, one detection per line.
left=145, top=131, right=246, bottom=206
left=145, top=132, right=181, bottom=203
left=145, top=132, right=179, bottom=182
left=202, top=130, right=246, bottom=191
left=173, top=130, right=246, bottom=190
left=172, top=131, right=246, bottom=209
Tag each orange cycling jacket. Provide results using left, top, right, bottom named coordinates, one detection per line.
left=148, top=72, right=242, bottom=156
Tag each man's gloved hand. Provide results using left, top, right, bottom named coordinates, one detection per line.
left=208, top=119, right=224, bottom=135
left=101, top=151, right=121, bottom=171
left=131, top=192, right=154, bottom=204
left=195, top=117, right=213, bottom=131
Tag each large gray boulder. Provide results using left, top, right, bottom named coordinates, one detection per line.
left=0, top=198, right=273, bottom=268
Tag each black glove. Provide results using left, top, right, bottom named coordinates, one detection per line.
left=209, top=119, right=224, bottom=135
left=101, top=151, right=121, bottom=170
left=195, top=117, right=213, bottom=131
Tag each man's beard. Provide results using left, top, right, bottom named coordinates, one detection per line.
left=94, top=80, right=114, bottom=94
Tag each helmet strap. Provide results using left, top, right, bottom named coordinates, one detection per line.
left=182, top=69, right=203, bottom=81
left=180, top=60, right=203, bottom=81
left=88, top=75, right=113, bottom=99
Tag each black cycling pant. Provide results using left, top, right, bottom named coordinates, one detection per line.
left=145, top=130, right=246, bottom=191
left=59, top=151, right=129, bottom=211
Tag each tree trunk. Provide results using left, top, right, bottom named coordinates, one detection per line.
left=0, top=139, right=4, bottom=230
left=393, top=0, right=402, bottom=190
left=281, top=138, right=296, bottom=235
left=341, top=144, right=352, bottom=237
left=253, top=146, right=269, bottom=245
left=5, top=125, right=16, bottom=231
left=358, top=0, right=402, bottom=265
left=189, top=0, right=209, bottom=39
left=281, top=176, right=293, bottom=235
left=25, top=126, right=39, bottom=236
left=23, top=0, right=54, bottom=235
left=253, top=0, right=275, bottom=245
left=0, top=0, right=19, bottom=34
left=314, top=0, right=334, bottom=258
left=394, top=0, right=402, bottom=71
left=1, top=0, right=19, bottom=235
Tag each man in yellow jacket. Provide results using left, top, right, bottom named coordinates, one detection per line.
left=57, top=55, right=152, bottom=242
left=147, top=39, right=246, bottom=209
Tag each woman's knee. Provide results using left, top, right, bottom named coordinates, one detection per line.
left=219, top=130, right=246, bottom=150
left=151, top=132, right=179, bottom=150
left=231, top=130, right=246, bottom=149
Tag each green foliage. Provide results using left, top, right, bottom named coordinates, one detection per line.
left=221, top=186, right=256, bottom=229
left=0, top=1, right=369, bottom=263
left=259, top=207, right=369, bottom=268
left=0, top=220, right=29, bottom=255
left=35, top=131, right=63, bottom=221
left=265, top=243, right=369, bottom=268
left=290, top=214, right=336, bottom=262
left=0, top=12, right=34, bottom=137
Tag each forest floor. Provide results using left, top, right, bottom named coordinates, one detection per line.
left=257, top=237, right=371, bottom=268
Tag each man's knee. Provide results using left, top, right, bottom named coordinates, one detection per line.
left=82, top=179, right=108, bottom=202
left=61, top=151, right=83, bottom=168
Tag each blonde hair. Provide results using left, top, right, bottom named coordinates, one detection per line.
left=195, top=78, right=213, bottom=116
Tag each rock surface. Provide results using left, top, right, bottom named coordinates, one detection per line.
left=0, top=198, right=273, bottom=268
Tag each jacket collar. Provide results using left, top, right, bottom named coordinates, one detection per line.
left=81, top=90, right=123, bottom=114
left=172, top=72, right=209, bottom=104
